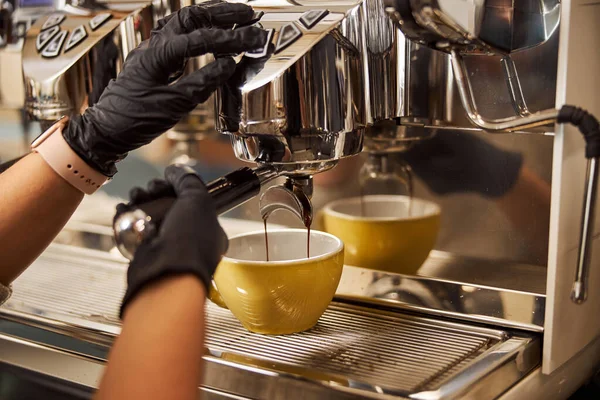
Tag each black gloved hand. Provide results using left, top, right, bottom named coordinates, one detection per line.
left=115, top=164, right=228, bottom=318
left=63, top=2, right=268, bottom=176
left=399, top=131, right=523, bottom=198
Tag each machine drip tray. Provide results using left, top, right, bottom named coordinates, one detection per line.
left=1, top=244, right=541, bottom=399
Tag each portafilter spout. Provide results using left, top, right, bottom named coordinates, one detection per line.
left=259, top=176, right=314, bottom=229
left=114, top=165, right=280, bottom=260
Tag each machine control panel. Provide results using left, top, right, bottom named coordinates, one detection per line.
left=298, top=10, right=329, bottom=30
left=64, top=24, right=86, bottom=52
left=40, top=12, right=62, bottom=30
left=275, top=22, right=302, bottom=54
left=40, top=26, right=64, bottom=57
left=33, top=11, right=117, bottom=57
left=34, top=22, right=55, bottom=50
left=89, top=12, right=111, bottom=31
left=235, top=9, right=331, bottom=57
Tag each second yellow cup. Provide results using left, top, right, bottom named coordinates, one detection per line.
left=321, top=195, right=440, bottom=275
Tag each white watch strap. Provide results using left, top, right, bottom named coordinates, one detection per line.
left=32, top=118, right=109, bottom=195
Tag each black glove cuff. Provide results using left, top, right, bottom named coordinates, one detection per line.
left=62, top=114, right=120, bottom=177
left=119, top=242, right=213, bottom=319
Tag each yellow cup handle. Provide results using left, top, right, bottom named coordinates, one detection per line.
left=208, top=280, right=228, bottom=309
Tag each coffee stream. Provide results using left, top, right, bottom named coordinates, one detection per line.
left=263, top=216, right=311, bottom=262
left=263, top=218, right=270, bottom=262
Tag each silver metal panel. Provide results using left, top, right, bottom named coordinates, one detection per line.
left=1, top=243, right=541, bottom=399
left=500, top=335, right=600, bottom=400
left=544, top=0, right=600, bottom=374
left=44, top=226, right=549, bottom=332
left=337, top=264, right=545, bottom=332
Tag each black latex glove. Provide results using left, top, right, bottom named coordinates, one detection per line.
left=115, top=164, right=228, bottom=318
left=63, top=2, right=268, bottom=177
left=399, top=131, right=523, bottom=198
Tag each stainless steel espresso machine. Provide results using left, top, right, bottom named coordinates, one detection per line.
left=3, top=0, right=600, bottom=399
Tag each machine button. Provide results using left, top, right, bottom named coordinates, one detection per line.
left=275, top=23, right=302, bottom=54
left=245, top=28, right=274, bottom=59
left=299, top=10, right=329, bottom=30
left=89, top=13, right=112, bottom=31
left=41, top=29, right=67, bottom=58
left=35, top=25, right=59, bottom=52
left=41, top=13, right=65, bottom=31
left=64, top=25, right=87, bottom=52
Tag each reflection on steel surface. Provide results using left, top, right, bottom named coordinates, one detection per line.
left=338, top=265, right=545, bottom=332
left=449, top=49, right=559, bottom=132
left=214, top=1, right=366, bottom=174
left=385, top=0, right=560, bottom=54
left=51, top=225, right=548, bottom=330
left=51, top=224, right=548, bottom=332
left=22, top=3, right=155, bottom=123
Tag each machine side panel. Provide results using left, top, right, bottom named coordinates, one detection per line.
left=545, top=0, right=600, bottom=374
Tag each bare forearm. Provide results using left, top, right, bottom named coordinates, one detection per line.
left=496, top=166, right=551, bottom=264
left=96, top=275, right=206, bottom=400
left=0, top=153, right=84, bottom=285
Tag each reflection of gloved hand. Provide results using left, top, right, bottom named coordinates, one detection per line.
left=218, top=45, right=274, bottom=133
left=88, top=37, right=119, bottom=106
left=116, top=164, right=228, bottom=318
left=64, top=3, right=268, bottom=176
left=399, top=131, right=523, bottom=198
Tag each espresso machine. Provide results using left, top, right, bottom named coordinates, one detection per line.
left=3, top=0, right=600, bottom=399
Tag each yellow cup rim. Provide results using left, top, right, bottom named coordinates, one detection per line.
left=322, top=194, right=441, bottom=222
left=222, top=228, right=344, bottom=267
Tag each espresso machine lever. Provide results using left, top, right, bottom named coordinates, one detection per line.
left=113, top=165, right=280, bottom=260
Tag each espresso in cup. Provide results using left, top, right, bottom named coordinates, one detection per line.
left=210, top=229, right=344, bottom=335
left=321, top=195, right=440, bottom=274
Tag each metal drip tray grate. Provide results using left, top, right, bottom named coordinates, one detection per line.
left=1, top=245, right=539, bottom=399
left=206, top=303, right=496, bottom=392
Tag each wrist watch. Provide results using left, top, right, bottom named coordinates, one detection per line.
left=31, top=116, right=109, bottom=195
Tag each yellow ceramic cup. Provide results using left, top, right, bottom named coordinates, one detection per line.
left=321, top=195, right=440, bottom=275
left=211, top=229, right=344, bottom=335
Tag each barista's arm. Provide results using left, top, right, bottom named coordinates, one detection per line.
left=495, top=166, right=551, bottom=262
left=95, top=165, right=227, bottom=400
left=0, top=153, right=83, bottom=285
left=95, top=275, right=206, bottom=400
